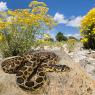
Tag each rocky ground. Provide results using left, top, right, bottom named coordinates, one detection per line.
left=67, top=43, right=95, bottom=80
left=0, top=49, right=95, bottom=95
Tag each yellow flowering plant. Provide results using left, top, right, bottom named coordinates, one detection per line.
left=80, top=8, right=95, bottom=49
left=67, top=39, right=77, bottom=52
left=0, top=0, right=56, bottom=57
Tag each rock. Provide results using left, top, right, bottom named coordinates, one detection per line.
left=0, top=50, right=95, bottom=95
left=69, top=50, right=90, bottom=62
left=89, top=51, right=95, bottom=58
left=66, top=43, right=95, bottom=80
left=79, top=59, right=95, bottom=79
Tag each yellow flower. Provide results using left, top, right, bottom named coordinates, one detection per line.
left=0, top=22, right=7, bottom=29
left=44, top=33, right=51, bottom=38
left=0, top=34, right=3, bottom=42
left=81, top=38, right=88, bottom=43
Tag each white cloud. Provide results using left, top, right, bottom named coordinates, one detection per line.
left=0, top=2, right=8, bottom=11
left=54, top=12, right=84, bottom=28
left=66, top=16, right=84, bottom=27
left=54, top=12, right=68, bottom=24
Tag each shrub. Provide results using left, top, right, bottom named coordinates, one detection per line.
left=55, top=32, right=67, bottom=42
left=80, top=8, right=95, bottom=49
left=0, top=1, right=55, bottom=57
left=67, top=39, right=77, bottom=52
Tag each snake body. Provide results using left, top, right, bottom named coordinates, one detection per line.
left=1, top=50, right=70, bottom=91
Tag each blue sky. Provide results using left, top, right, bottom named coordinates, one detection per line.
left=0, top=0, right=95, bottom=38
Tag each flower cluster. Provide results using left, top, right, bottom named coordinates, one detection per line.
left=81, top=38, right=88, bottom=43
left=81, top=8, right=95, bottom=35
left=80, top=8, right=95, bottom=49
left=0, top=0, right=56, bottom=57
left=0, top=0, right=55, bottom=30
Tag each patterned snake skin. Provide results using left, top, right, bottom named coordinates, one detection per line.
left=1, top=50, right=70, bottom=91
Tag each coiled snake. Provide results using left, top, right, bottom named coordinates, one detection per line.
left=1, top=50, right=70, bottom=91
